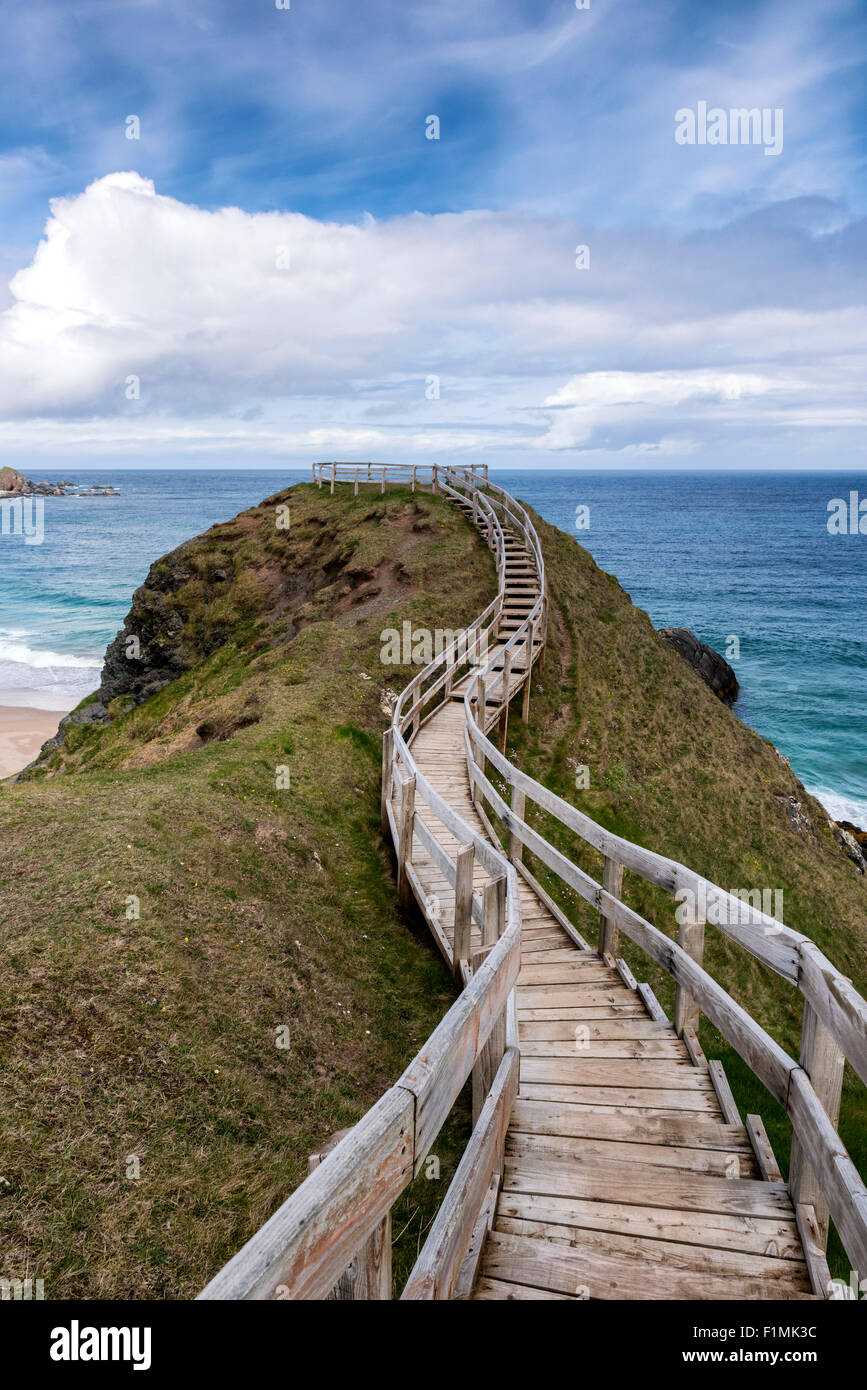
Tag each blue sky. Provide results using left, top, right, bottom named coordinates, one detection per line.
left=1, top=0, right=866, bottom=468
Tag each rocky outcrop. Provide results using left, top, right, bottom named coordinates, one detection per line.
left=0, top=466, right=118, bottom=497
left=835, top=821, right=867, bottom=874
left=0, top=466, right=65, bottom=497
left=838, top=820, right=867, bottom=852
left=774, top=793, right=813, bottom=836
left=97, top=556, right=203, bottom=710
left=659, top=627, right=739, bottom=705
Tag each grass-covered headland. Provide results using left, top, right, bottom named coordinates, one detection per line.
left=1, top=481, right=863, bottom=1294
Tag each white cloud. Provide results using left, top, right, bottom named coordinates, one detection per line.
left=1, top=172, right=867, bottom=467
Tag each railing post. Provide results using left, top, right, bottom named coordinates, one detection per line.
left=509, top=785, right=525, bottom=865
left=381, top=466, right=386, bottom=494
left=476, top=676, right=486, bottom=732
left=411, top=466, right=417, bottom=492
left=789, top=1002, right=845, bottom=1250
left=472, top=493, right=479, bottom=529
left=453, top=843, right=474, bottom=981
left=498, top=649, right=512, bottom=753
left=472, top=876, right=507, bottom=1125
left=354, top=468, right=359, bottom=496
left=598, top=855, right=623, bottom=959
left=308, top=1132, right=392, bottom=1299
left=396, top=772, right=416, bottom=909
left=673, top=899, right=706, bottom=1037
left=380, top=727, right=394, bottom=835
left=330, top=463, right=336, bottom=494
left=521, top=621, right=535, bottom=724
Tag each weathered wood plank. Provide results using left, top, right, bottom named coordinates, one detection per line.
left=502, top=1155, right=794, bottom=1217
left=786, top=1066, right=867, bottom=1276
left=681, top=1024, right=707, bottom=1068
left=674, top=903, right=706, bottom=1037
left=452, top=842, right=474, bottom=977
left=492, top=1219, right=809, bottom=1290
left=708, top=1059, right=741, bottom=1126
left=480, top=1231, right=814, bottom=1301
left=399, top=908, right=520, bottom=1173
left=517, top=1003, right=647, bottom=1022
left=636, top=982, right=669, bottom=1023
left=403, top=1049, right=518, bottom=1300
left=519, top=1057, right=711, bottom=1088
left=198, top=1086, right=413, bottom=1301
left=518, top=1038, right=689, bottom=1060
left=307, top=1132, right=392, bottom=1299
left=518, top=963, right=622, bottom=985
left=746, top=1114, right=784, bottom=1184
left=396, top=772, right=416, bottom=909
left=472, top=1276, right=576, bottom=1301
left=505, top=1131, right=758, bottom=1179
left=517, top=1082, right=721, bottom=1112
left=598, top=856, right=623, bottom=958
left=453, top=1175, right=500, bottom=1301
left=496, top=1191, right=804, bottom=1261
left=516, top=986, right=644, bottom=1009
left=518, top=1019, right=676, bottom=1041
left=509, top=1099, right=752, bottom=1151
left=795, top=1203, right=832, bottom=1299
left=797, top=942, right=867, bottom=1090
left=789, top=1000, right=845, bottom=1245
left=521, top=947, right=603, bottom=965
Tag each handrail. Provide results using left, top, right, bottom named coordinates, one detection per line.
left=200, top=461, right=867, bottom=1300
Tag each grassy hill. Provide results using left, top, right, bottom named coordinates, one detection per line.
left=1, top=479, right=864, bottom=1294
left=0, top=483, right=495, bottom=1298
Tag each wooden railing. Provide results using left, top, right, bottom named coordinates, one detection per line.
left=199, top=463, right=867, bottom=1301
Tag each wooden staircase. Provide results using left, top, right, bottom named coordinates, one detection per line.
left=401, top=493, right=814, bottom=1301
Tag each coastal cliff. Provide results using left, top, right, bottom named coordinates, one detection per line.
left=3, top=482, right=864, bottom=1295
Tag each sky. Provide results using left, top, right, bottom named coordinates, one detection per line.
left=0, top=0, right=866, bottom=470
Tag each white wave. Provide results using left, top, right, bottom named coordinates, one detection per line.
left=0, top=639, right=101, bottom=670
left=810, top=786, right=867, bottom=830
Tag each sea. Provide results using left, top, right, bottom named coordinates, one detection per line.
left=1, top=468, right=864, bottom=826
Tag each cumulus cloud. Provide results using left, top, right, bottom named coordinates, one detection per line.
left=2, top=172, right=867, bottom=466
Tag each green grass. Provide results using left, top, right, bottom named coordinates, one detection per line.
left=2, top=480, right=864, bottom=1297
left=0, top=483, right=496, bottom=1298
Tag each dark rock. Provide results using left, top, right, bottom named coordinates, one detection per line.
left=838, top=820, right=867, bottom=850
left=834, top=821, right=867, bottom=874
left=659, top=627, right=739, bottom=705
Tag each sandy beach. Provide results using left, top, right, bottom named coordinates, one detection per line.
left=0, top=705, right=65, bottom=779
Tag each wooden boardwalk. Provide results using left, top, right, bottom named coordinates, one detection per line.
left=396, top=498, right=814, bottom=1301
left=202, top=464, right=867, bottom=1304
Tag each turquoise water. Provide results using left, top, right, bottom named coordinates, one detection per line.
left=1, top=468, right=864, bottom=824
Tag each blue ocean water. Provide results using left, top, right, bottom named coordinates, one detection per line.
left=1, top=468, right=864, bottom=825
